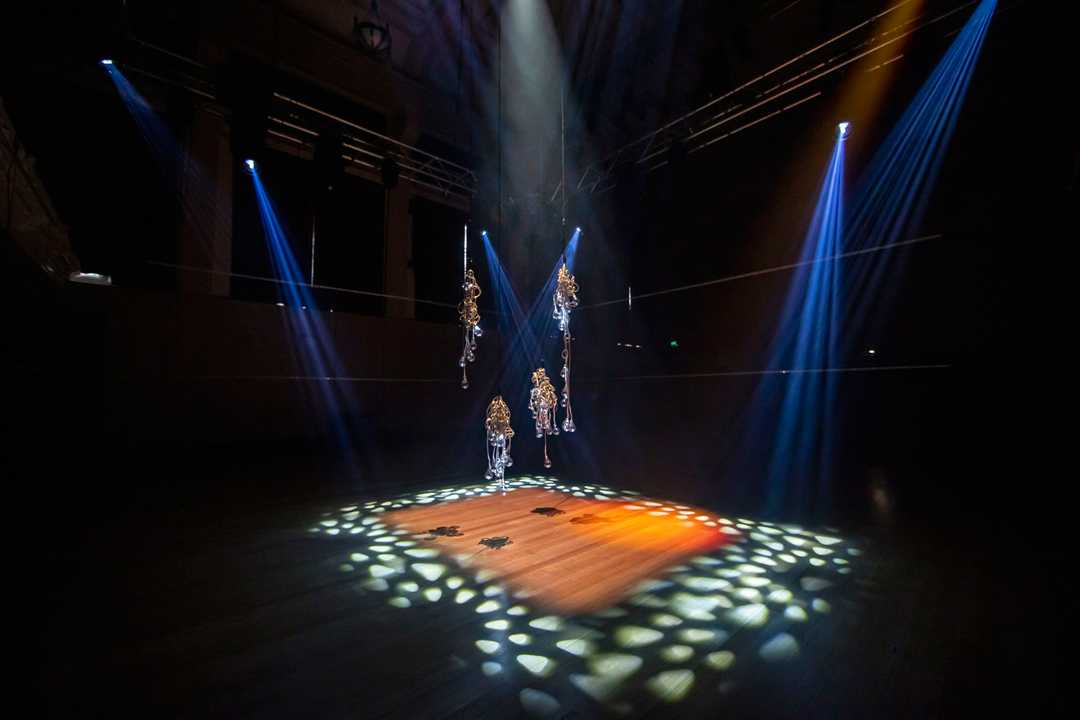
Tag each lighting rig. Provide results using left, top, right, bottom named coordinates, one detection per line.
left=99, top=43, right=477, bottom=204
left=572, top=0, right=988, bottom=195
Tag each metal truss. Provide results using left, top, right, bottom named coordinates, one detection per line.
left=118, top=42, right=478, bottom=204
left=267, top=94, right=477, bottom=204
left=574, top=0, right=983, bottom=196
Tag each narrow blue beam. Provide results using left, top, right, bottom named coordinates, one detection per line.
left=249, top=169, right=366, bottom=470
left=760, top=136, right=846, bottom=515
left=103, top=64, right=228, bottom=257
left=843, top=0, right=996, bottom=339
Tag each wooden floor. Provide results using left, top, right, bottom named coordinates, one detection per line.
left=384, top=488, right=733, bottom=614
left=29, top=459, right=1065, bottom=718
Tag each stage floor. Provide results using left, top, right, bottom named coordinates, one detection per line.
left=33, top=458, right=1061, bottom=717
left=382, top=485, right=738, bottom=614
left=306, top=476, right=859, bottom=715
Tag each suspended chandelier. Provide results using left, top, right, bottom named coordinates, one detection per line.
left=528, top=367, right=559, bottom=468
left=485, top=395, right=514, bottom=491
left=553, top=263, right=579, bottom=432
left=458, top=266, right=482, bottom=388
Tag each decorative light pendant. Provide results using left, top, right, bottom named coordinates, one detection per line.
left=528, top=367, right=559, bottom=468
left=458, top=267, right=482, bottom=388
left=485, top=395, right=514, bottom=491
left=553, top=263, right=579, bottom=432
left=553, top=264, right=578, bottom=332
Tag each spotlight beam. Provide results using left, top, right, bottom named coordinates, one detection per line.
left=480, top=228, right=584, bottom=438
left=842, top=0, right=996, bottom=345
left=248, top=169, right=368, bottom=467
left=103, top=65, right=223, bottom=262
left=740, top=131, right=847, bottom=517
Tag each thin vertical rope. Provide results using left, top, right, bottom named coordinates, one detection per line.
left=309, top=215, right=317, bottom=285
left=560, top=72, right=567, bottom=260
left=561, top=76, right=570, bottom=239
left=496, top=7, right=503, bottom=393
left=456, top=0, right=465, bottom=114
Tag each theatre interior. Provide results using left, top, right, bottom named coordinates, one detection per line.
left=4, top=0, right=1061, bottom=717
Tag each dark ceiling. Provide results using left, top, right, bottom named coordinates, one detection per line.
left=7, top=1, right=1026, bottom=165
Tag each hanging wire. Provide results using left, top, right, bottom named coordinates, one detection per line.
left=456, top=0, right=465, bottom=115
left=496, top=4, right=504, bottom=392
left=561, top=73, right=570, bottom=253
left=487, top=3, right=512, bottom=491
left=581, top=234, right=943, bottom=309
left=146, top=260, right=461, bottom=308
left=554, top=69, right=577, bottom=434
left=579, top=364, right=952, bottom=382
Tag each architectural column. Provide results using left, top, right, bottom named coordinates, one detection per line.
left=178, top=106, right=233, bottom=296
left=382, top=109, right=421, bottom=319
left=382, top=182, right=415, bottom=318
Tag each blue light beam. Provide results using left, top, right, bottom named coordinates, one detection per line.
left=753, top=134, right=846, bottom=518
left=249, top=168, right=367, bottom=470
left=842, top=0, right=996, bottom=339
left=103, top=64, right=231, bottom=264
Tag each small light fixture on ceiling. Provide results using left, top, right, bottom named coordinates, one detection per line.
left=69, top=271, right=112, bottom=286
left=353, top=0, right=392, bottom=61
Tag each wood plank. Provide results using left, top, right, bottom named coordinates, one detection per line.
left=383, top=488, right=732, bottom=614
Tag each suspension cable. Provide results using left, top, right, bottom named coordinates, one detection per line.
left=584, top=234, right=943, bottom=309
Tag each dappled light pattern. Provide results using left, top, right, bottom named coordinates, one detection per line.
left=308, top=476, right=860, bottom=714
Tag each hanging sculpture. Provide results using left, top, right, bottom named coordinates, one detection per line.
left=458, top=267, right=482, bottom=388
left=528, top=367, right=559, bottom=468
left=484, top=395, right=514, bottom=491
left=553, top=263, right=579, bottom=432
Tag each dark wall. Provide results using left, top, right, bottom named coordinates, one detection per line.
left=11, top=283, right=495, bottom=491
left=411, top=196, right=468, bottom=324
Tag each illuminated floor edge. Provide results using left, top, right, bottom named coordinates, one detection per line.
left=308, top=476, right=860, bottom=715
